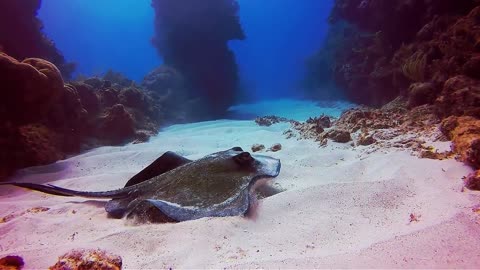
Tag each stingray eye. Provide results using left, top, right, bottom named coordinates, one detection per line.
left=233, top=152, right=253, bottom=165
left=231, top=147, right=243, bottom=152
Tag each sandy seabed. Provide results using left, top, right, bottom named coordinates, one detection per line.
left=1, top=100, right=480, bottom=269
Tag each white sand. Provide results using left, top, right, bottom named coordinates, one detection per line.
left=1, top=100, right=480, bottom=269
left=228, top=99, right=355, bottom=120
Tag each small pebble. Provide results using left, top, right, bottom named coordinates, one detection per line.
left=251, top=144, right=266, bottom=152
left=269, top=143, right=282, bottom=152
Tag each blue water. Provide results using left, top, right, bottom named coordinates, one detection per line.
left=231, top=0, right=333, bottom=100
left=39, top=0, right=160, bottom=82
left=39, top=0, right=333, bottom=99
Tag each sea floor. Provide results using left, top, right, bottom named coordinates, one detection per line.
left=1, top=99, right=479, bottom=268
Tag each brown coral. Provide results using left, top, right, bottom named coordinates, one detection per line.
left=0, top=255, right=24, bottom=270
left=464, top=170, right=480, bottom=191
left=0, top=53, right=64, bottom=124
left=322, top=129, right=352, bottom=143
left=97, top=104, right=136, bottom=144
left=440, top=116, right=480, bottom=168
left=407, top=82, right=437, bottom=107
left=251, top=144, right=266, bottom=152
left=254, top=116, right=292, bottom=127
left=435, top=75, right=480, bottom=118
left=401, top=51, right=427, bottom=82
left=49, top=249, right=122, bottom=270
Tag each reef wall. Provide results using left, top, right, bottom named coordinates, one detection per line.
left=306, top=0, right=480, bottom=108
left=0, top=0, right=75, bottom=79
left=305, top=0, right=480, bottom=185
left=151, top=0, right=245, bottom=117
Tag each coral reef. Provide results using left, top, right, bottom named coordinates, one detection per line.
left=440, top=116, right=480, bottom=169
left=0, top=255, right=24, bottom=270
left=97, top=104, right=136, bottom=144
left=269, top=98, right=442, bottom=155
left=435, top=75, right=480, bottom=118
left=255, top=116, right=293, bottom=127
left=464, top=170, right=480, bottom=191
left=49, top=249, right=122, bottom=270
left=0, top=0, right=75, bottom=79
left=307, top=115, right=332, bottom=129
left=0, top=53, right=65, bottom=124
left=306, top=0, right=480, bottom=107
left=321, top=129, right=352, bottom=143
left=141, top=66, right=192, bottom=122
left=103, top=70, right=135, bottom=88
left=151, top=0, right=245, bottom=117
left=304, top=1, right=480, bottom=179
left=0, top=54, right=177, bottom=178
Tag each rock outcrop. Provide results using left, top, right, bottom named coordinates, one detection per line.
left=306, top=1, right=480, bottom=109
left=0, top=0, right=75, bottom=79
left=0, top=54, right=173, bottom=179
left=151, top=0, right=245, bottom=117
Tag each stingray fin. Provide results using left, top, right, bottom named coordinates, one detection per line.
left=143, top=190, right=250, bottom=222
left=105, top=198, right=131, bottom=218
left=124, top=151, right=191, bottom=187
left=0, top=182, right=133, bottom=199
left=0, top=182, right=74, bottom=197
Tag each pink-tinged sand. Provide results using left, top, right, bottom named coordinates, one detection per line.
left=1, top=119, right=479, bottom=269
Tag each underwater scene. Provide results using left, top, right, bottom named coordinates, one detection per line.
left=1, top=0, right=480, bottom=268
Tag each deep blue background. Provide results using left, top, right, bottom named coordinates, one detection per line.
left=39, top=0, right=333, bottom=99
left=232, top=0, right=333, bottom=100
left=39, top=0, right=160, bottom=81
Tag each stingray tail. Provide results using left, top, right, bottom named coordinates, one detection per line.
left=0, top=182, right=132, bottom=199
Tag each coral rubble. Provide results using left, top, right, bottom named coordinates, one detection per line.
left=251, top=144, right=266, bottom=152
left=49, top=249, right=122, bottom=270
left=255, top=116, right=292, bottom=127
left=268, top=143, right=283, bottom=152
left=305, top=0, right=480, bottom=180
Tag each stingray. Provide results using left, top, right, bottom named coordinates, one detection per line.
left=0, top=147, right=281, bottom=222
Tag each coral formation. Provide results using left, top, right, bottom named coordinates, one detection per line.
left=49, top=249, right=122, bottom=270
left=151, top=0, right=245, bottom=117
left=104, top=70, right=135, bottom=88
left=269, top=98, right=444, bottom=156
left=0, top=255, right=24, bottom=270
left=435, top=75, right=480, bottom=118
left=440, top=116, right=480, bottom=169
left=407, top=82, right=436, bottom=107
left=307, top=115, right=332, bottom=129
left=303, top=0, right=480, bottom=178
left=322, top=129, right=352, bottom=143
left=251, top=144, right=266, bottom=152
left=401, top=51, right=427, bottom=83
left=306, top=0, right=480, bottom=107
left=268, top=143, right=283, bottom=152
left=141, top=66, right=192, bottom=122
left=255, top=116, right=292, bottom=127
left=357, top=132, right=376, bottom=146
left=97, top=104, right=136, bottom=144
left=464, top=170, right=480, bottom=191
left=0, top=53, right=65, bottom=124
left=0, top=0, right=75, bottom=78
left=0, top=53, right=181, bottom=178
